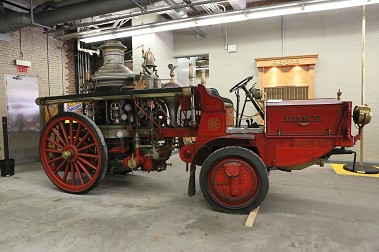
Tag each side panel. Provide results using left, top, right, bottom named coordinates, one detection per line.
left=254, top=135, right=334, bottom=168
left=266, top=99, right=344, bottom=137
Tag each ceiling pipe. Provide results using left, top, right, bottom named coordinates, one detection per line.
left=228, top=0, right=247, bottom=10
left=164, top=0, right=206, bottom=37
left=33, top=0, right=92, bottom=15
left=0, top=3, right=5, bottom=15
left=0, top=12, right=32, bottom=33
left=183, top=0, right=201, bottom=14
left=0, top=0, right=162, bottom=34
left=50, top=0, right=223, bottom=34
left=1, top=0, right=30, bottom=12
left=37, top=0, right=161, bottom=26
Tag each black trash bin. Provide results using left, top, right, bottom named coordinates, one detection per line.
left=0, top=159, right=14, bottom=177
left=1, top=117, right=15, bottom=177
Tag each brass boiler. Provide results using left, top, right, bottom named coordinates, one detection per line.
left=91, top=40, right=135, bottom=92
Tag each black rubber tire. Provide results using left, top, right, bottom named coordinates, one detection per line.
left=40, top=112, right=108, bottom=194
left=200, top=146, right=269, bottom=214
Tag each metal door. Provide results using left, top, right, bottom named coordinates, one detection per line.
left=5, top=75, right=40, bottom=164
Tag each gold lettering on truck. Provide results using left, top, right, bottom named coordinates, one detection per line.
left=284, top=115, right=321, bottom=123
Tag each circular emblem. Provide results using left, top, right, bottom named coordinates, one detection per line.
left=208, top=118, right=220, bottom=131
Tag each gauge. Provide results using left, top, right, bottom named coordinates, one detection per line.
left=115, top=130, right=124, bottom=139
left=124, top=104, right=132, bottom=112
left=121, top=114, right=128, bottom=120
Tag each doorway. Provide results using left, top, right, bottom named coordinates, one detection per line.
left=176, top=55, right=209, bottom=86
left=5, top=75, right=40, bottom=164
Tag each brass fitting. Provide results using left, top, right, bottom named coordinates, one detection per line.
left=353, top=105, right=372, bottom=126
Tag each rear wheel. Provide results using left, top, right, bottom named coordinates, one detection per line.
left=200, top=146, right=269, bottom=214
left=40, top=112, right=107, bottom=193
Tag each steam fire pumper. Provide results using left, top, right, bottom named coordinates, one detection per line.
left=36, top=41, right=372, bottom=214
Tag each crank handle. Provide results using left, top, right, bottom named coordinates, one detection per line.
left=298, top=122, right=309, bottom=126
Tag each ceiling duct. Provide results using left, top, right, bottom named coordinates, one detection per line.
left=0, top=2, right=5, bottom=15
left=0, top=0, right=162, bottom=34
left=33, top=0, right=92, bottom=15
left=228, top=0, right=246, bottom=10
left=164, top=0, right=206, bottom=37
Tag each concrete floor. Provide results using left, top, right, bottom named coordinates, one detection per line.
left=1, top=155, right=379, bottom=252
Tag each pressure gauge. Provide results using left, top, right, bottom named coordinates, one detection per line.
left=124, top=104, right=132, bottom=112
left=115, top=130, right=124, bottom=139
left=121, top=114, right=128, bottom=121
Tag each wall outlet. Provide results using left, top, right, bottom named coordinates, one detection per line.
left=228, top=44, right=237, bottom=53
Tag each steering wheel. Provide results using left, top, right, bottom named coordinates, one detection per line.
left=229, top=76, right=253, bottom=93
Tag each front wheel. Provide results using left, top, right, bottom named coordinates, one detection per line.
left=40, top=112, right=108, bottom=193
left=200, top=146, right=269, bottom=214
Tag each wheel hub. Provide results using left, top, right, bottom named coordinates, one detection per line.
left=209, top=158, right=258, bottom=207
left=61, top=151, right=71, bottom=160
left=225, top=163, right=240, bottom=177
left=62, top=145, right=79, bottom=162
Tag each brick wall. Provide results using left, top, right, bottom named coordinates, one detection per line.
left=65, top=39, right=76, bottom=95
left=0, top=26, right=75, bottom=159
left=174, top=5, right=379, bottom=162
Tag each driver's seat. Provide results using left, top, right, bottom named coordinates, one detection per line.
left=207, top=88, right=234, bottom=127
left=207, top=88, right=233, bottom=107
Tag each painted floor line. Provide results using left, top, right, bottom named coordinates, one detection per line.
left=330, top=163, right=379, bottom=178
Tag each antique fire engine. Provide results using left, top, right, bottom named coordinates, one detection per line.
left=36, top=41, right=371, bottom=214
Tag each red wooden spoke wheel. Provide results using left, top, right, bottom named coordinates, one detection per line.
left=200, top=147, right=269, bottom=214
left=40, top=112, right=107, bottom=193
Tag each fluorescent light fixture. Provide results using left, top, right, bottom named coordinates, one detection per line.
left=151, top=20, right=196, bottom=32
left=79, top=0, right=379, bottom=43
left=195, top=13, right=246, bottom=26
left=81, top=34, right=117, bottom=43
left=114, top=27, right=153, bottom=38
left=80, top=26, right=153, bottom=43
left=303, top=0, right=368, bottom=12
left=246, top=6, right=302, bottom=19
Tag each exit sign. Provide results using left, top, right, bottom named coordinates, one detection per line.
left=17, top=65, right=28, bottom=73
